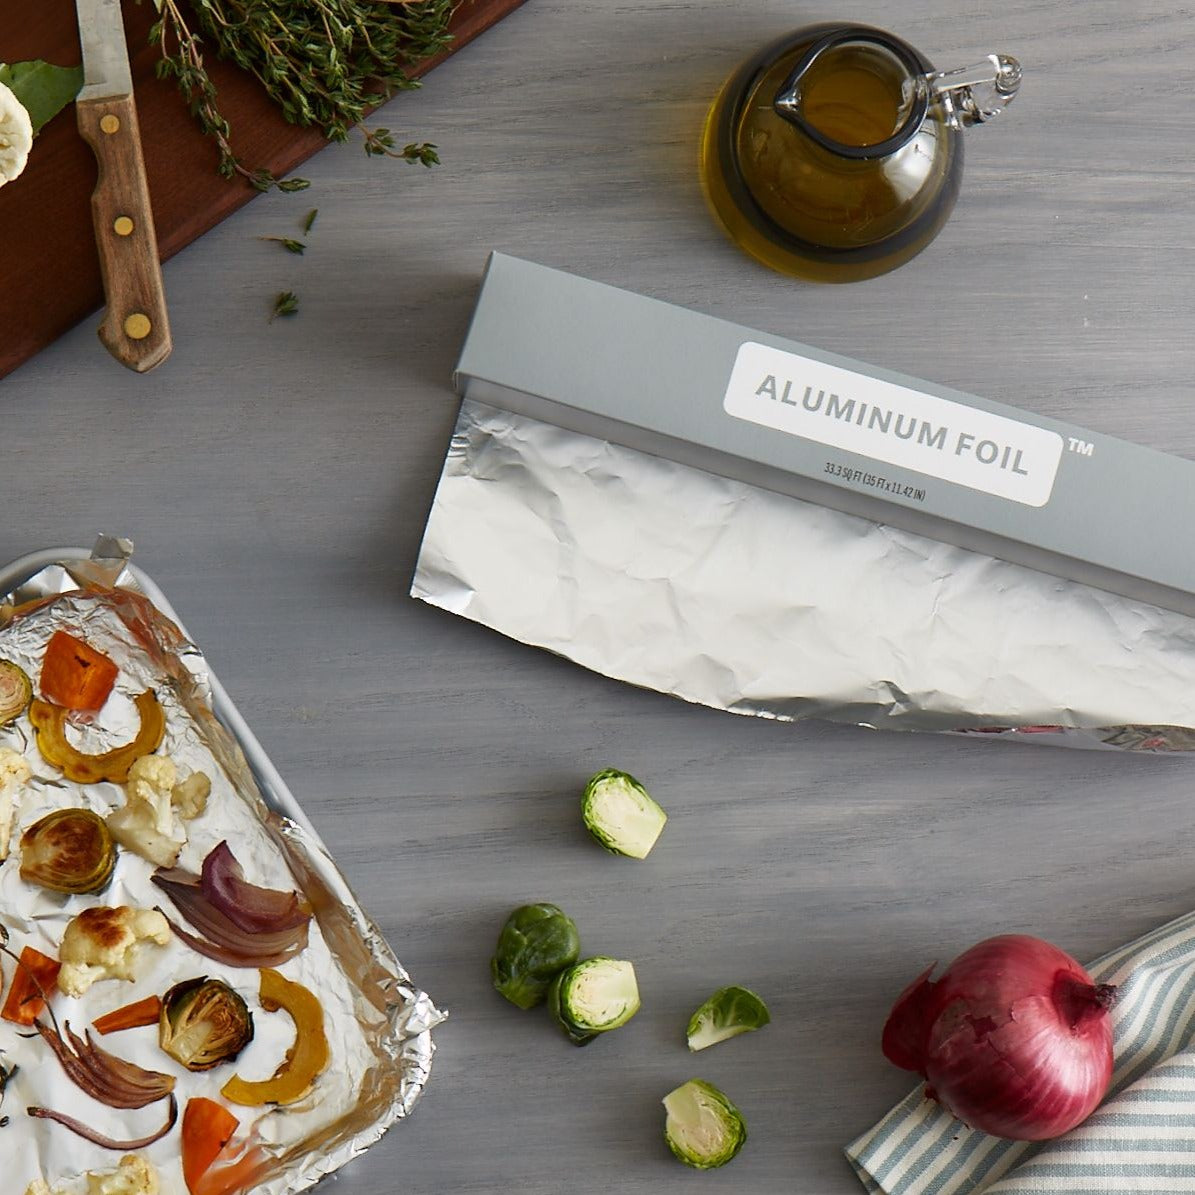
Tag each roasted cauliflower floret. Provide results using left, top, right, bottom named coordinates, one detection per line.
left=0, top=745, right=31, bottom=860
left=172, top=770, right=211, bottom=820
left=126, top=754, right=178, bottom=834
left=57, top=905, right=171, bottom=997
left=87, top=1155, right=160, bottom=1195
left=106, top=753, right=211, bottom=867
left=24, top=1180, right=53, bottom=1195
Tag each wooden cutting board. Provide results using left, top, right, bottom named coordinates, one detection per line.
left=0, top=0, right=527, bottom=380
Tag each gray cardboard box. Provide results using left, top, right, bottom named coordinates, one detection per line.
left=455, top=253, right=1195, bottom=619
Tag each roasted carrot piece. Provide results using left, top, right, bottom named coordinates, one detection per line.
left=1, top=945, right=60, bottom=1026
left=39, top=630, right=119, bottom=711
left=182, top=1097, right=241, bottom=1194
left=92, top=993, right=163, bottom=1035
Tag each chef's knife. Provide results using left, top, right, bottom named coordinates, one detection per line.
left=75, top=0, right=171, bottom=372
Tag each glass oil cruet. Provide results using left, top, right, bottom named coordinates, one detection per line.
left=700, top=23, right=1021, bottom=282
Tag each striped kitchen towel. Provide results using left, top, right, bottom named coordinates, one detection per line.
left=846, top=907, right=1195, bottom=1194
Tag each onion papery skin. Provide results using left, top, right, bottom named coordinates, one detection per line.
left=882, top=934, right=1116, bottom=1141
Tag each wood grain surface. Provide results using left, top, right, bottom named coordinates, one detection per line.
left=0, top=0, right=526, bottom=380
left=4, top=2, right=1195, bottom=1193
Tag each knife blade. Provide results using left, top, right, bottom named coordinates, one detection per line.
left=76, top=0, right=171, bottom=372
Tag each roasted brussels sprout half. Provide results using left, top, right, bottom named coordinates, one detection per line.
left=0, top=660, right=32, bottom=726
left=663, top=1078, right=747, bottom=1169
left=686, top=985, right=771, bottom=1051
left=491, top=903, right=581, bottom=1010
left=581, top=768, right=666, bottom=859
left=548, top=956, right=640, bottom=1045
left=159, top=977, right=254, bottom=1071
left=19, top=808, right=116, bottom=894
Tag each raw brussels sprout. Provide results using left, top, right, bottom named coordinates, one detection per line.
left=548, top=956, right=640, bottom=1045
left=686, top=985, right=771, bottom=1051
left=159, top=976, right=254, bottom=1071
left=491, top=903, right=581, bottom=1010
left=581, top=768, right=666, bottom=859
left=663, top=1078, right=747, bottom=1169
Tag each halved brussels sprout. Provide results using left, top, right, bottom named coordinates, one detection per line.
left=19, top=808, right=116, bottom=894
left=160, top=976, right=254, bottom=1071
left=663, top=1078, right=747, bottom=1169
left=491, top=903, right=581, bottom=1010
left=548, top=956, right=640, bottom=1045
left=686, top=985, right=771, bottom=1051
left=0, top=660, right=32, bottom=726
left=582, top=769, right=666, bottom=859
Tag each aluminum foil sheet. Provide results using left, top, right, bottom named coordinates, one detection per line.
left=0, top=544, right=444, bottom=1194
left=412, top=400, right=1195, bottom=752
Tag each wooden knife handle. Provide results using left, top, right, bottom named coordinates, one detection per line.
left=77, top=92, right=172, bottom=373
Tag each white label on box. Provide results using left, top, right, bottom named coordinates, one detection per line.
left=723, top=341, right=1063, bottom=507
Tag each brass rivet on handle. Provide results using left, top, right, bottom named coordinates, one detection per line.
left=124, top=313, right=152, bottom=340
left=100, top=114, right=121, bottom=134
left=113, top=216, right=135, bottom=237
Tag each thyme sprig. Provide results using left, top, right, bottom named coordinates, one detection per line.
left=148, top=0, right=456, bottom=190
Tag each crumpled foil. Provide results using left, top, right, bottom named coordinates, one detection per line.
left=0, top=542, right=444, bottom=1194
left=412, top=400, right=1195, bottom=752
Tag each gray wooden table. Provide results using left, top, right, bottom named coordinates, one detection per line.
left=4, top=2, right=1195, bottom=1191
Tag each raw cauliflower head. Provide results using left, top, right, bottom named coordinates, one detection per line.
left=0, top=80, right=33, bottom=188
left=57, top=905, right=171, bottom=998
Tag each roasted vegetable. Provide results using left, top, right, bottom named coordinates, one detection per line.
left=39, top=630, right=119, bottom=711
left=221, top=969, right=328, bottom=1106
left=153, top=861, right=310, bottom=969
left=548, top=956, right=640, bottom=1045
left=93, top=994, right=163, bottom=1035
left=686, top=985, right=771, bottom=1051
left=57, top=906, right=171, bottom=997
left=0, top=659, right=32, bottom=725
left=182, top=1098, right=239, bottom=1194
left=20, top=808, right=116, bottom=894
left=107, top=755, right=212, bottom=868
left=581, top=768, right=667, bottom=859
left=0, top=746, right=31, bottom=861
left=29, top=689, right=165, bottom=784
left=1, top=944, right=60, bottom=1025
left=662, top=1078, right=747, bottom=1169
left=160, top=977, right=254, bottom=1072
left=491, top=903, right=581, bottom=1010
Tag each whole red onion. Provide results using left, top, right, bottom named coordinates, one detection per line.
left=882, top=934, right=1117, bottom=1140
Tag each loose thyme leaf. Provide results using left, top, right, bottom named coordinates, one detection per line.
left=271, top=292, right=300, bottom=321
left=302, top=209, right=318, bottom=235
left=260, top=237, right=306, bottom=255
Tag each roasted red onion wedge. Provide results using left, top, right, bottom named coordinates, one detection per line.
left=36, top=1019, right=176, bottom=1109
left=201, top=841, right=312, bottom=933
left=153, top=866, right=310, bottom=968
left=29, top=1091, right=178, bottom=1149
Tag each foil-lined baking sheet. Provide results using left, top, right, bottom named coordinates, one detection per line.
left=0, top=545, right=444, bottom=1194
left=412, top=399, right=1195, bottom=752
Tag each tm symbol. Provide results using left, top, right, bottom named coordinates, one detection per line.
left=1067, top=437, right=1094, bottom=457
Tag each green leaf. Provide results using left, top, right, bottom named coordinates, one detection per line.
left=0, top=60, right=84, bottom=135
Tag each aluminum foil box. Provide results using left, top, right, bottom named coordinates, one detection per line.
left=455, top=253, right=1195, bottom=619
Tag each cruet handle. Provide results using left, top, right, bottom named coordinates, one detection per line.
left=928, top=54, right=1022, bottom=129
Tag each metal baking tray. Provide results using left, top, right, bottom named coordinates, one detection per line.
left=0, top=544, right=442, bottom=1194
